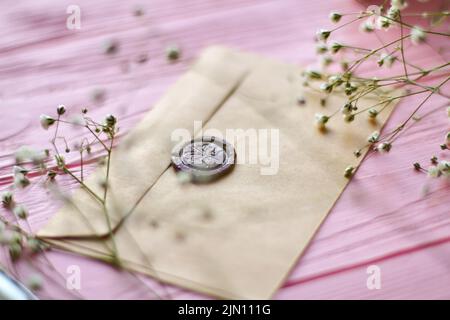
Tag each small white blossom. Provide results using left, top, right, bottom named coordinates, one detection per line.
left=55, top=155, right=65, bottom=169
left=368, top=131, right=380, bottom=143
left=366, top=5, right=382, bottom=15
left=316, top=43, right=328, bottom=54
left=56, top=104, right=66, bottom=115
left=343, top=113, right=355, bottom=122
left=304, top=69, right=322, bottom=80
left=13, top=165, right=28, bottom=176
left=390, top=0, right=408, bottom=10
left=328, top=75, right=342, bottom=86
left=368, top=108, right=379, bottom=119
left=377, top=142, right=392, bottom=153
left=10, top=231, right=22, bottom=244
left=427, top=166, right=440, bottom=178
left=1, top=191, right=14, bottom=208
left=378, top=53, right=395, bottom=68
left=26, top=274, right=43, bottom=291
left=166, top=45, right=180, bottom=61
left=316, top=29, right=331, bottom=41
left=376, top=16, right=391, bottom=29
left=360, top=20, right=375, bottom=33
left=13, top=165, right=30, bottom=188
left=14, top=146, right=46, bottom=164
left=320, top=82, right=333, bottom=93
left=27, top=238, right=44, bottom=253
left=315, top=114, right=329, bottom=130
left=329, top=12, right=342, bottom=23
left=320, top=55, right=333, bottom=67
left=387, top=6, right=400, bottom=20
left=341, top=103, right=352, bottom=115
left=330, top=41, right=343, bottom=54
left=14, top=173, right=30, bottom=189
left=411, top=26, right=426, bottom=45
left=344, top=165, right=355, bottom=179
left=9, top=242, right=22, bottom=261
left=103, top=39, right=119, bottom=55
left=40, top=114, right=55, bottom=130
left=13, top=205, right=28, bottom=220
left=105, top=114, right=117, bottom=127
left=437, top=160, right=450, bottom=177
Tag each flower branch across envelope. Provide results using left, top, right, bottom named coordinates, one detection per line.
left=37, top=46, right=400, bottom=299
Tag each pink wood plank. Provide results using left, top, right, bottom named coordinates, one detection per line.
left=0, top=0, right=449, bottom=299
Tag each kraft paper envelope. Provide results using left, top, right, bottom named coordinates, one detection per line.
left=38, top=46, right=397, bottom=299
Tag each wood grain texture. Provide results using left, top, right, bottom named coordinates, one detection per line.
left=0, top=0, right=449, bottom=299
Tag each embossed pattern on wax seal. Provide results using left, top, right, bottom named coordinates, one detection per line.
left=171, top=136, right=235, bottom=183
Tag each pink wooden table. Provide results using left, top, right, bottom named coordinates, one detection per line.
left=0, top=0, right=449, bottom=299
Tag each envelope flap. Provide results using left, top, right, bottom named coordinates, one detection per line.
left=38, top=46, right=255, bottom=238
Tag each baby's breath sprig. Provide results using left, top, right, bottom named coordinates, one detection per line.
left=42, top=107, right=122, bottom=264
left=310, top=1, right=450, bottom=179
left=1, top=104, right=125, bottom=297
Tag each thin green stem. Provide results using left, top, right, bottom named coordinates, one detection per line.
left=330, top=15, right=370, bottom=33
left=63, top=167, right=104, bottom=204
left=380, top=14, right=450, bottom=37
left=85, top=126, right=110, bottom=152
left=347, top=34, right=411, bottom=73
left=101, top=134, right=119, bottom=264
left=384, top=76, right=450, bottom=142
left=353, top=89, right=429, bottom=116
left=399, top=14, right=409, bottom=80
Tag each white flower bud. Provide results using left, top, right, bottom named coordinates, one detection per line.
left=427, top=166, right=440, bottom=178
left=387, top=6, right=400, bottom=19
left=377, top=142, right=392, bottom=153
left=341, top=103, right=352, bottom=115
left=437, top=160, right=450, bottom=177
left=56, top=104, right=66, bottom=115
left=315, top=114, right=329, bottom=130
left=368, top=108, right=379, bottom=119
left=39, top=114, right=55, bottom=130
left=26, top=274, right=43, bottom=291
left=329, top=12, right=342, bottom=23
left=304, top=69, right=322, bottom=80
left=411, top=26, right=426, bottom=45
left=343, top=113, right=355, bottom=123
left=13, top=165, right=28, bottom=176
left=391, top=0, right=408, bottom=10
left=105, top=114, right=117, bottom=127
left=1, top=191, right=14, bottom=208
left=360, top=20, right=375, bottom=33
left=368, top=131, right=380, bottom=143
left=377, top=16, right=391, bottom=29
left=344, top=165, right=355, bottom=178
left=166, top=45, right=180, bottom=61
left=9, top=242, right=22, bottom=261
left=316, top=43, right=328, bottom=54
left=14, top=173, right=30, bottom=189
left=13, top=205, right=28, bottom=220
left=316, top=29, right=331, bottom=41
left=330, top=41, right=343, bottom=54
left=320, top=82, right=333, bottom=93
left=27, top=237, right=44, bottom=253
